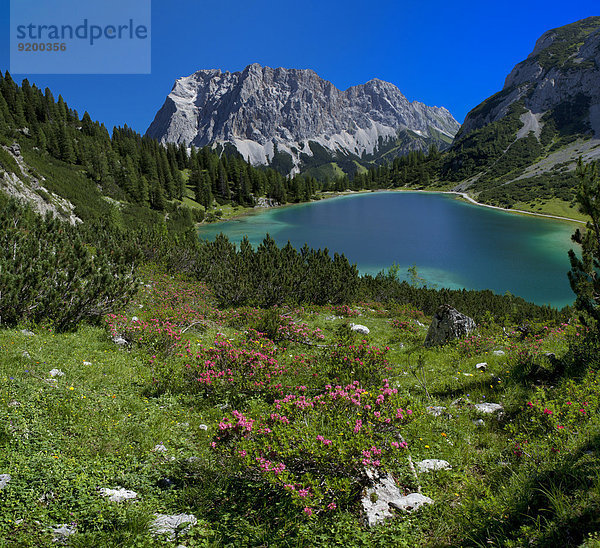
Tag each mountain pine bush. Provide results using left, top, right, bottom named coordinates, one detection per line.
left=0, top=195, right=140, bottom=331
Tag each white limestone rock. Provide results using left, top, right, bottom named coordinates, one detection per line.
left=151, top=514, right=197, bottom=540
left=0, top=474, right=11, bottom=489
left=48, top=523, right=76, bottom=543
left=389, top=493, right=434, bottom=512
left=416, top=459, right=452, bottom=473
left=362, top=472, right=403, bottom=527
left=350, top=323, right=370, bottom=335
left=426, top=406, right=446, bottom=417
left=474, top=402, right=503, bottom=414
left=99, top=487, right=138, bottom=502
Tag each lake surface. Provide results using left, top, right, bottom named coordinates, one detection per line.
left=197, top=191, right=578, bottom=308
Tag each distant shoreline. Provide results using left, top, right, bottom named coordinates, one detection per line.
left=198, top=187, right=586, bottom=227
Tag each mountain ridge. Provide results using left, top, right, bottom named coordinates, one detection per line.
left=146, top=63, right=460, bottom=176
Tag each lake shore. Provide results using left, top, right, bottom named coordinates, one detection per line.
left=432, top=190, right=585, bottom=225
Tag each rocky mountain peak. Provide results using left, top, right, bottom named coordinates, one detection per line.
left=146, top=63, right=459, bottom=175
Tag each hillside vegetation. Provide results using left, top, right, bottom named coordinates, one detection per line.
left=1, top=257, right=600, bottom=546
left=2, top=69, right=600, bottom=546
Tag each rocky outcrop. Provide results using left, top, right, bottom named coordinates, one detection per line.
left=424, top=305, right=476, bottom=347
left=146, top=63, right=459, bottom=173
left=0, top=143, right=80, bottom=224
left=459, top=17, right=600, bottom=138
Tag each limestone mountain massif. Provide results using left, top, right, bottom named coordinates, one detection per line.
left=146, top=63, right=460, bottom=177
left=446, top=17, right=600, bottom=199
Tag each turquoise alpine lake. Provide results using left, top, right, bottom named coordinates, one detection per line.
left=197, top=191, right=578, bottom=308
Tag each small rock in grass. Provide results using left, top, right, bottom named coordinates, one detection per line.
left=0, top=474, right=11, bottom=489
left=426, top=406, right=446, bottom=417
left=112, top=335, right=128, bottom=346
left=153, top=444, right=167, bottom=452
left=475, top=362, right=488, bottom=371
left=83, top=361, right=92, bottom=366
left=99, top=487, right=138, bottom=502
left=492, top=350, right=505, bottom=356
left=131, top=316, right=138, bottom=322
left=198, top=424, right=208, bottom=431
left=474, top=403, right=503, bottom=414
left=48, top=523, right=76, bottom=543
left=473, top=418, right=485, bottom=427
left=49, top=369, right=64, bottom=377
left=8, top=400, right=20, bottom=407
left=150, top=514, right=197, bottom=540
left=21, top=329, right=34, bottom=336
left=416, top=459, right=452, bottom=473
left=389, top=493, right=434, bottom=512
left=350, top=323, right=370, bottom=335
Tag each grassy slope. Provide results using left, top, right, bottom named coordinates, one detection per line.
left=2, top=271, right=599, bottom=546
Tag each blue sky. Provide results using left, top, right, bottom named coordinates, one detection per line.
left=0, top=0, right=598, bottom=133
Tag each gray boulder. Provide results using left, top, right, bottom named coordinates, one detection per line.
left=424, top=305, right=476, bottom=347
left=10, top=143, right=21, bottom=157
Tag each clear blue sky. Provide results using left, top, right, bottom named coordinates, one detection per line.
left=0, top=0, right=598, bottom=133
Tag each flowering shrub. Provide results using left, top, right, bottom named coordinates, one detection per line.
left=137, top=273, right=217, bottom=326
left=178, top=331, right=289, bottom=398
left=211, top=379, right=413, bottom=514
left=321, top=304, right=361, bottom=317
left=389, top=319, right=418, bottom=333
left=276, top=316, right=325, bottom=343
left=321, top=342, right=391, bottom=388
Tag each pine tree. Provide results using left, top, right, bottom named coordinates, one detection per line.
left=568, top=160, right=600, bottom=331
